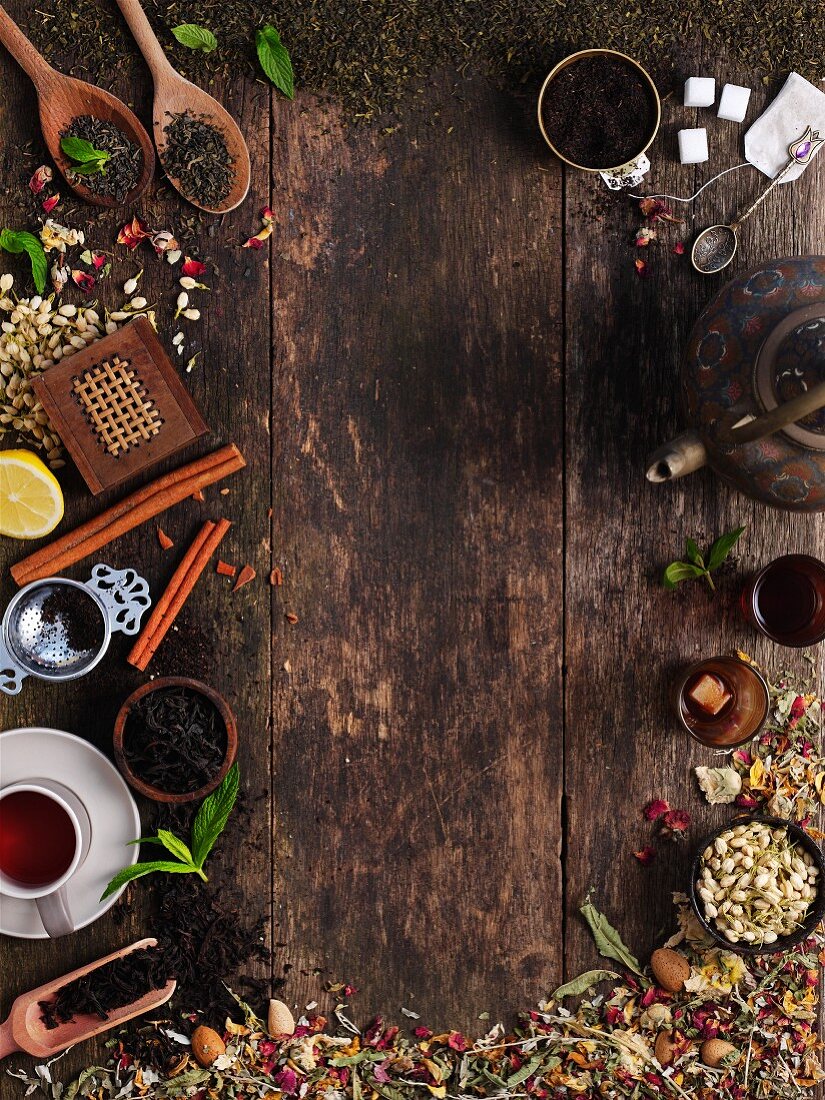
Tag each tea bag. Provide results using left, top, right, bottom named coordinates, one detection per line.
left=745, top=72, right=825, bottom=181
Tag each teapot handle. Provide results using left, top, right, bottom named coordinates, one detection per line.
left=720, top=379, right=825, bottom=445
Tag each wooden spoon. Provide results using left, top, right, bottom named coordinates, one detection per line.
left=0, top=938, right=176, bottom=1060
left=114, top=0, right=251, bottom=214
left=0, top=4, right=154, bottom=208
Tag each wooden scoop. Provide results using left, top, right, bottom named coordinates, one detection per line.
left=114, top=0, right=251, bottom=213
left=0, top=938, right=176, bottom=1060
left=0, top=4, right=154, bottom=208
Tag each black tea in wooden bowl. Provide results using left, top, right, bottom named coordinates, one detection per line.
left=61, top=115, right=143, bottom=202
left=123, top=685, right=228, bottom=795
left=162, top=110, right=234, bottom=207
left=39, top=947, right=167, bottom=1028
left=540, top=55, right=658, bottom=170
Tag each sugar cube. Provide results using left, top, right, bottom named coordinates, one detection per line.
left=684, top=77, right=716, bottom=108
left=718, top=83, right=751, bottom=123
left=678, top=127, right=709, bottom=164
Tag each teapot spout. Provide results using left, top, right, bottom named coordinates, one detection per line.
left=646, top=431, right=708, bottom=483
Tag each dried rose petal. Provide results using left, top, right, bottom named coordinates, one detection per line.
left=643, top=799, right=669, bottom=821
left=29, top=165, right=53, bottom=194
left=662, top=808, right=691, bottom=833
left=181, top=256, right=207, bottom=277
left=41, top=194, right=60, bottom=214
left=117, top=215, right=151, bottom=249
left=634, top=845, right=656, bottom=865
left=71, top=269, right=96, bottom=293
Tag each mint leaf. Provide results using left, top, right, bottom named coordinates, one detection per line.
left=60, top=136, right=110, bottom=165
left=172, top=23, right=218, bottom=52
left=707, top=525, right=746, bottom=572
left=256, top=25, right=294, bottom=98
left=100, top=860, right=197, bottom=901
left=0, top=229, right=47, bottom=294
left=580, top=897, right=645, bottom=978
left=156, top=828, right=195, bottom=866
left=191, top=762, right=240, bottom=866
left=663, top=560, right=705, bottom=588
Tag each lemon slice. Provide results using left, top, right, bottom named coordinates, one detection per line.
left=0, top=450, right=64, bottom=539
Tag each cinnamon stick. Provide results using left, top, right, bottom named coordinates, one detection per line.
left=127, top=520, right=216, bottom=668
left=11, top=445, right=244, bottom=586
left=127, top=518, right=231, bottom=672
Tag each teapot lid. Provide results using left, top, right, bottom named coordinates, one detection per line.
left=683, top=257, right=825, bottom=511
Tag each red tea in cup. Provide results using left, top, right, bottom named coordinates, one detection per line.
left=0, top=789, right=77, bottom=886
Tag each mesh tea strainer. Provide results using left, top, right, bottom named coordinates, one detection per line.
left=0, top=564, right=150, bottom=695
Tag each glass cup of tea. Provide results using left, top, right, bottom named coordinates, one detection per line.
left=742, top=554, right=825, bottom=647
left=0, top=779, right=91, bottom=937
left=672, top=655, right=770, bottom=747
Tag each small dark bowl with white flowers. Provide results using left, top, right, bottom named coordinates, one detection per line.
left=689, top=814, right=825, bottom=956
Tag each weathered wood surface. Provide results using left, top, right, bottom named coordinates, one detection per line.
left=564, top=56, right=825, bottom=982
left=2, top=8, right=825, bottom=1087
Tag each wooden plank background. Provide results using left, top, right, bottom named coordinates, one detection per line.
left=1, top=3, right=824, bottom=1084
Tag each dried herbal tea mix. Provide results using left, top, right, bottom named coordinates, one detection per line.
left=123, top=684, right=228, bottom=793
left=540, top=55, right=657, bottom=169
left=60, top=116, right=143, bottom=201
left=162, top=110, right=233, bottom=207
left=39, top=947, right=167, bottom=1029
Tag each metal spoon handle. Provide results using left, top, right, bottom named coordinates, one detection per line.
left=733, top=126, right=823, bottom=230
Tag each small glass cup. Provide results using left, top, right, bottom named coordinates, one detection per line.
left=672, top=655, right=770, bottom=748
left=741, top=554, right=825, bottom=647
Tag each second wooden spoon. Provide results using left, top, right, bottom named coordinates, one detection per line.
left=115, top=0, right=251, bottom=214
left=0, top=3, right=154, bottom=208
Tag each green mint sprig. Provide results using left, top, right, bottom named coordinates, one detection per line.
left=60, top=136, right=110, bottom=177
left=663, top=526, right=745, bottom=592
left=172, top=23, right=218, bottom=53
left=101, top=762, right=239, bottom=900
left=256, top=24, right=294, bottom=98
left=0, top=229, right=47, bottom=294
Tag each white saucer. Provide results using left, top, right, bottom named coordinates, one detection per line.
left=0, top=727, right=140, bottom=939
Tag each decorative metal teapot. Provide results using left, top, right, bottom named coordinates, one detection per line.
left=646, top=257, right=825, bottom=512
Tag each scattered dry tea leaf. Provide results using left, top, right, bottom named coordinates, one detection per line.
left=157, top=526, right=174, bottom=551
left=233, top=564, right=256, bottom=591
left=217, top=560, right=237, bottom=578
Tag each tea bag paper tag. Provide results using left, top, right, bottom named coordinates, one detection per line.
left=745, top=72, right=825, bottom=182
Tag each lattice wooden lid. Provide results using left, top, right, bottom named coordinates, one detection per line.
left=33, top=317, right=208, bottom=494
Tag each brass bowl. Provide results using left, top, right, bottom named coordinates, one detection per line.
left=537, top=48, right=661, bottom=173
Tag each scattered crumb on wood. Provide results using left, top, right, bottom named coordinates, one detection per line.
left=233, top=564, right=256, bottom=591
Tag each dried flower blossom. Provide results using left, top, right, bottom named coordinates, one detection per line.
left=694, top=766, right=742, bottom=804
left=243, top=206, right=275, bottom=248
left=643, top=798, right=669, bottom=821
left=29, top=165, right=53, bottom=194
left=39, top=219, right=84, bottom=254
left=181, top=255, right=207, bottom=277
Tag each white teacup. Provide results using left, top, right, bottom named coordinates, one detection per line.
left=0, top=779, right=92, bottom=937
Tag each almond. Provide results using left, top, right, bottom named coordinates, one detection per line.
left=700, top=1038, right=736, bottom=1068
left=654, top=1030, right=677, bottom=1067
left=268, top=998, right=296, bottom=1037
left=650, top=947, right=690, bottom=993
left=191, top=1025, right=226, bottom=1066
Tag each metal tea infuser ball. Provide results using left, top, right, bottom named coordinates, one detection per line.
left=0, top=563, right=150, bottom=695
left=692, top=127, right=824, bottom=275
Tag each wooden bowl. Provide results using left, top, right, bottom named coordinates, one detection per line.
left=113, top=676, right=237, bottom=803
